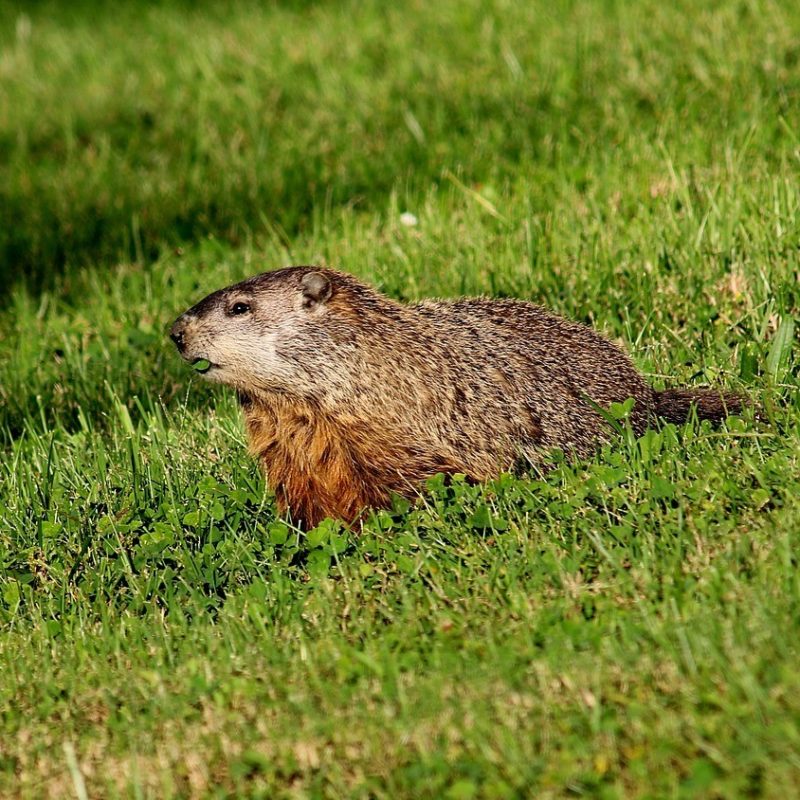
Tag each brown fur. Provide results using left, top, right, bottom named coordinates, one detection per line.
left=239, top=392, right=465, bottom=526
left=654, top=388, right=742, bottom=425
left=171, top=266, right=743, bottom=527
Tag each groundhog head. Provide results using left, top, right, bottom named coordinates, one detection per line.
left=170, top=266, right=357, bottom=400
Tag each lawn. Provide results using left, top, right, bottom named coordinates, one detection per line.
left=1, top=0, right=799, bottom=797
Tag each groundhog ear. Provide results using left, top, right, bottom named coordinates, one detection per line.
left=300, top=271, right=333, bottom=309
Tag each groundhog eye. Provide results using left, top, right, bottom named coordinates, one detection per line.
left=229, top=301, right=251, bottom=316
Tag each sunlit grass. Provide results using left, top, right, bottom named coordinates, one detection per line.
left=0, top=0, right=799, bottom=797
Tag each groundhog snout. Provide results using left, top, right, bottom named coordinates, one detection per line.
left=170, top=317, right=188, bottom=353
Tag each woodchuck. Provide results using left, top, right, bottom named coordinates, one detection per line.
left=170, top=266, right=742, bottom=527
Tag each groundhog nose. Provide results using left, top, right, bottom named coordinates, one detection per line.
left=170, top=322, right=186, bottom=351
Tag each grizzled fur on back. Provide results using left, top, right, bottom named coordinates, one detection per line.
left=170, top=266, right=742, bottom=527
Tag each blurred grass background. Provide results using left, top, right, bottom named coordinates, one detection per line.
left=1, top=1, right=799, bottom=797
left=2, top=0, right=799, bottom=287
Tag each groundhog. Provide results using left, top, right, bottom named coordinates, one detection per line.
left=170, top=266, right=742, bottom=527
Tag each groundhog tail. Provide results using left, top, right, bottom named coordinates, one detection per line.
left=654, top=388, right=744, bottom=425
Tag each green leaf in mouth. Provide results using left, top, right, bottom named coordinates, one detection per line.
left=192, top=358, right=211, bottom=373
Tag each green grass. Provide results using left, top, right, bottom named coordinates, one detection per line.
left=1, top=0, right=799, bottom=797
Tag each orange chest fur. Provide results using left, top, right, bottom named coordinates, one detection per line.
left=241, top=397, right=389, bottom=527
